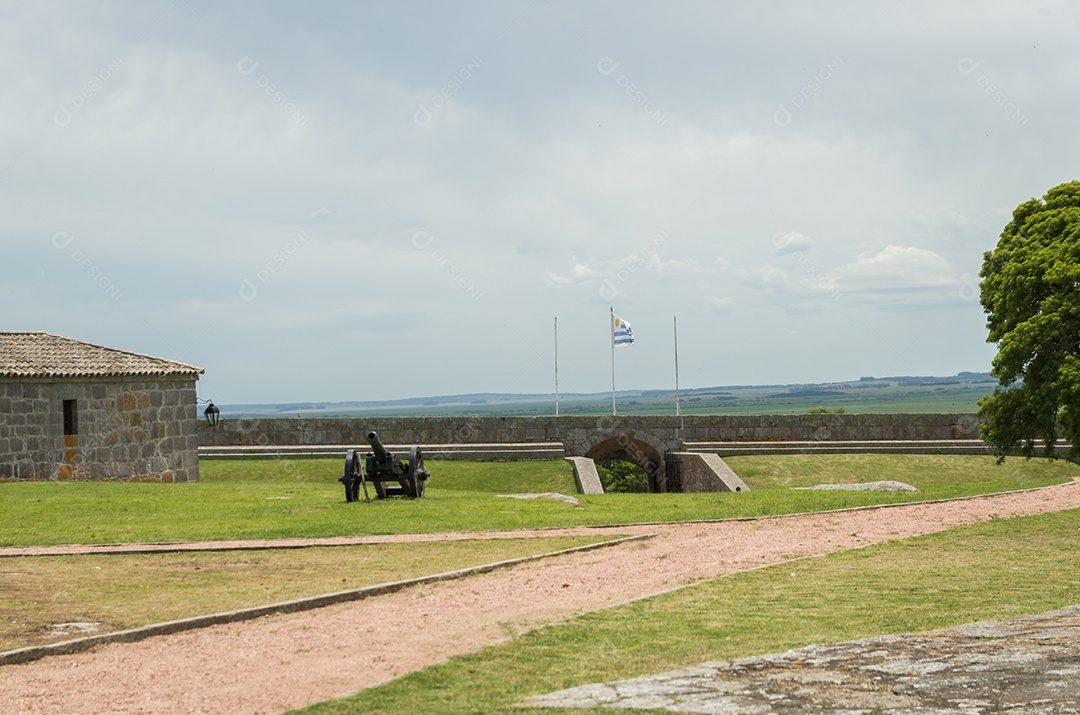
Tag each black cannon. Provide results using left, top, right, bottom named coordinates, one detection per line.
left=339, top=431, right=430, bottom=502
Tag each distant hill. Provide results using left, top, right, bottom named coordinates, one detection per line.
left=220, top=372, right=996, bottom=418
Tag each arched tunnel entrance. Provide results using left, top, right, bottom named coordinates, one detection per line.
left=585, top=435, right=668, bottom=493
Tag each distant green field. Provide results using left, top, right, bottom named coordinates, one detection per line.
left=671, top=384, right=993, bottom=415
left=241, top=381, right=995, bottom=418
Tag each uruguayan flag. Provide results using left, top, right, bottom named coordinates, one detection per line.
left=613, top=314, right=635, bottom=347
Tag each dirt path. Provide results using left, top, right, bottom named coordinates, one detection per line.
left=3, top=483, right=1079, bottom=715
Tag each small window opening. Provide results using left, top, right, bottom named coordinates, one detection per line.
left=63, top=399, right=78, bottom=436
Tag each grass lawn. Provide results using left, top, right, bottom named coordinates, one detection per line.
left=2, top=454, right=1077, bottom=711
left=0, top=456, right=1076, bottom=546
left=0, top=535, right=613, bottom=653
left=294, top=507, right=1080, bottom=715
left=725, top=452, right=1077, bottom=495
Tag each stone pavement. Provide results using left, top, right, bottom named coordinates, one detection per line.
left=524, top=606, right=1080, bottom=713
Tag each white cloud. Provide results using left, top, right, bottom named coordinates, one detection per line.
left=834, top=245, right=962, bottom=291
left=646, top=254, right=720, bottom=275
left=743, top=260, right=841, bottom=315
left=705, top=295, right=734, bottom=314
left=749, top=244, right=967, bottom=316
left=544, top=260, right=602, bottom=285
left=752, top=264, right=793, bottom=291
left=771, top=231, right=812, bottom=256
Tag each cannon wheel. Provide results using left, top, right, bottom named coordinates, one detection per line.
left=408, top=446, right=426, bottom=498
left=397, top=457, right=417, bottom=498
left=342, top=449, right=362, bottom=502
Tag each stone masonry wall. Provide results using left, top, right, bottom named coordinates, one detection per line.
left=0, top=375, right=200, bottom=482
left=199, top=413, right=983, bottom=453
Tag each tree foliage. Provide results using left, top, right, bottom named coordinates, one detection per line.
left=595, top=459, right=650, bottom=493
left=978, top=181, right=1080, bottom=462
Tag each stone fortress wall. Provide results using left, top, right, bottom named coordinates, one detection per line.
left=199, top=413, right=983, bottom=451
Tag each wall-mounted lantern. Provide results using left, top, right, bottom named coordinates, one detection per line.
left=198, top=398, right=221, bottom=427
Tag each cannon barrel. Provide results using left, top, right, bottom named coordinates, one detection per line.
left=367, top=431, right=388, bottom=461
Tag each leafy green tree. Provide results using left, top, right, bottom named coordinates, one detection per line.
left=595, top=460, right=650, bottom=493
left=978, top=180, right=1080, bottom=462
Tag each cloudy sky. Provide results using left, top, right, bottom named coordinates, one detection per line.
left=3, top=1, right=1075, bottom=403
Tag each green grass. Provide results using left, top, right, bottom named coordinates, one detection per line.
left=201, top=458, right=578, bottom=493
left=0, top=459, right=579, bottom=546
left=0, top=456, right=1076, bottom=547
left=293, top=507, right=1080, bottom=714
left=0, top=535, right=612, bottom=652
left=726, top=452, right=1076, bottom=496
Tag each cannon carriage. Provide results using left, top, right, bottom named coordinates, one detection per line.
left=340, top=431, right=430, bottom=502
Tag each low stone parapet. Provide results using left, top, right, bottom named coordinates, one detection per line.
left=199, top=414, right=988, bottom=449
left=199, top=442, right=566, bottom=461
left=682, top=440, right=995, bottom=456
left=667, top=452, right=748, bottom=493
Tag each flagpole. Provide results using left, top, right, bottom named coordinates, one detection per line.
left=554, top=316, right=560, bottom=418
left=610, top=307, right=616, bottom=416
left=674, top=315, right=681, bottom=417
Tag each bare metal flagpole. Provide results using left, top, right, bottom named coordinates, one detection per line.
left=610, top=306, right=617, bottom=416
left=674, top=315, right=681, bottom=417
left=554, top=316, right=559, bottom=418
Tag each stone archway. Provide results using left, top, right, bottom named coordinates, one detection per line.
left=585, top=435, right=667, bottom=492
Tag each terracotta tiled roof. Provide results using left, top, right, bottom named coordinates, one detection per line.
left=0, top=332, right=204, bottom=378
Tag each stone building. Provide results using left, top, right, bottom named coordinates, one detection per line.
left=0, top=331, right=204, bottom=482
